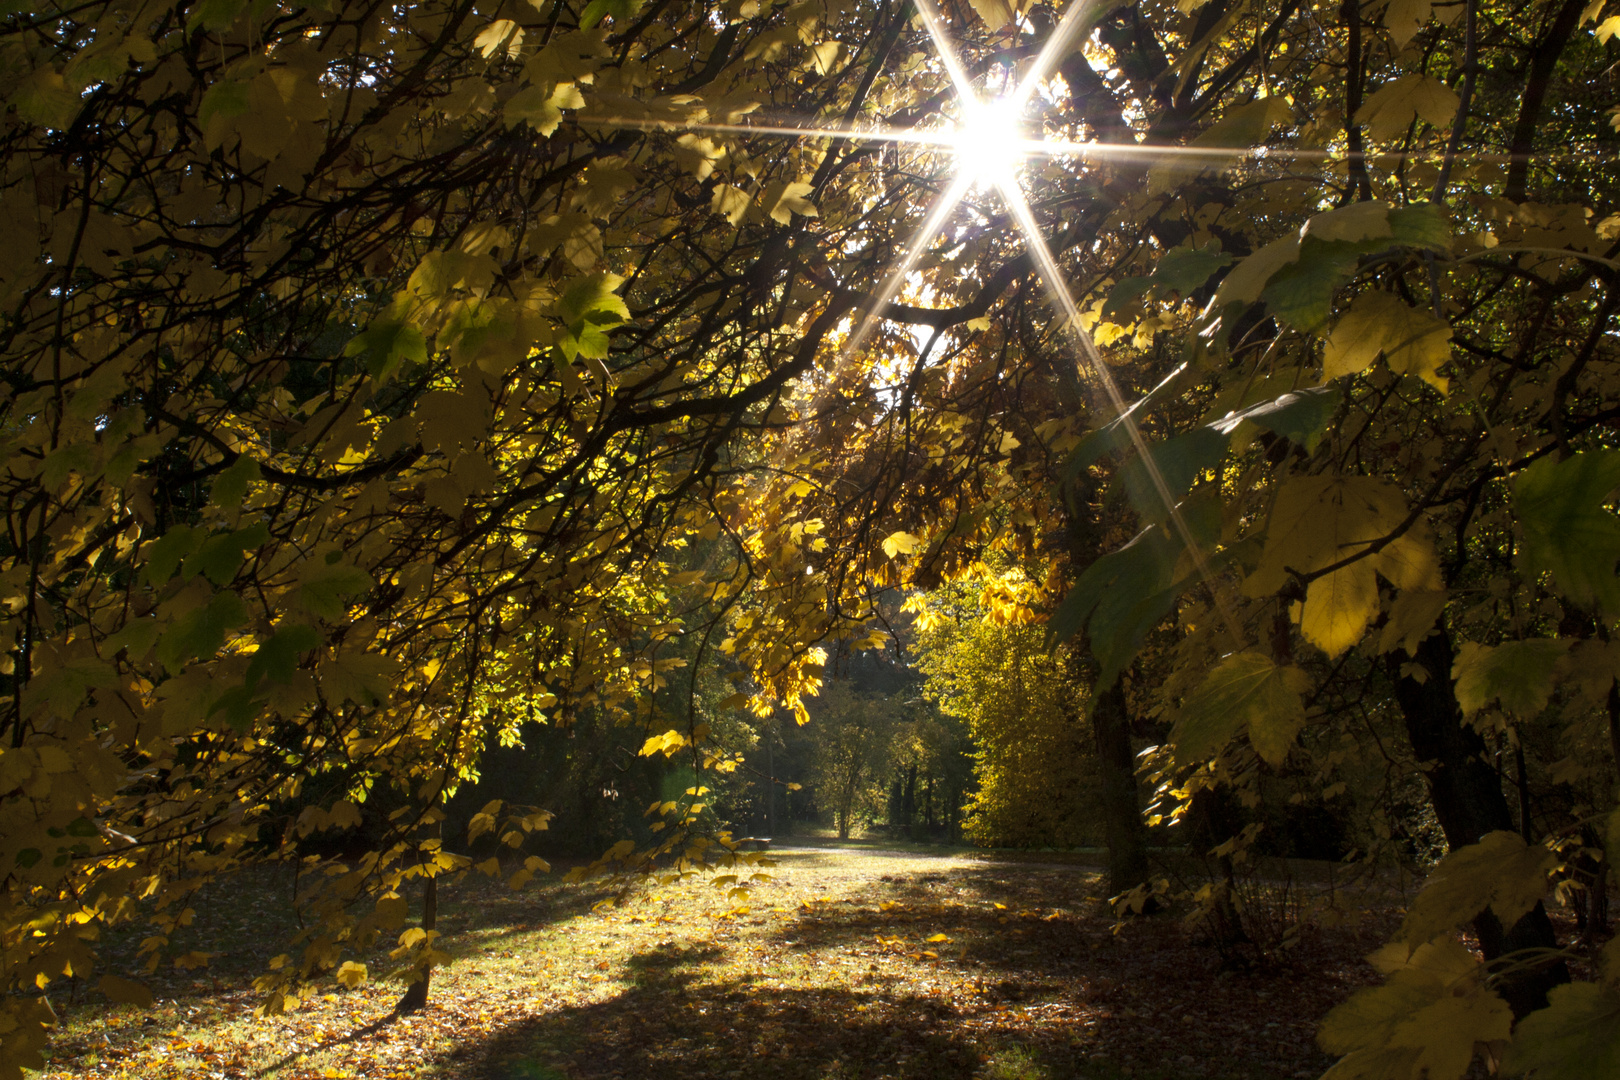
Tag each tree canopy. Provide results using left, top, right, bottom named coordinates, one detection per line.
left=5, top=0, right=1620, bottom=1076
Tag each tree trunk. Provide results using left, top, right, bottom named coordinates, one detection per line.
left=1189, top=787, right=1248, bottom=954
left=396, top=868, right=437, bottom=1014
left=1391, top=627, right=1569, bottom=1017
left=1094, top=673, right=1152, bottom=898
left=838, top=770, right=858, bottom=839
left=766, top=733, right=777, bottom=837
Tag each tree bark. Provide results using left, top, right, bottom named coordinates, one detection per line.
left=396, top=868, right=437, bottom=1014
left=1093, top=673, right=1152, bottom=898
left=1503, top=0, right=1587, bottom=203
left=1390, top=627, right=1569, bottom=1017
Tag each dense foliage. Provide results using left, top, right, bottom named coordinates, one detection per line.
left=911, top=570, right=1101, bottom=848
left=5, top=0, right=1620, bottom=1076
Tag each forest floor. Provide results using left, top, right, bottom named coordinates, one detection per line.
left=35, top=844, right=1419, bottom=1080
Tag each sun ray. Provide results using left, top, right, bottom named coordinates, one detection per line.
left=901, top=0, right=1242, bottom=634
left=815, top=168, right=978, bottom=395
left=995, top=177, right=1242, bottom=639
left=911, top=0, right=979, bottom=104
left=685, top=0, right=1549, bottom=634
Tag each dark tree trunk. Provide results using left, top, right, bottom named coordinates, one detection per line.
left=1094, top=673, right=1152, bottom=898
left=902, top=762, right=917, bottom=827
left=1390, top=628, right=1569, bottom=1017
left=396, top=868, right=437, bottom=1014
left=1188, top=787, right=1248, bottom=954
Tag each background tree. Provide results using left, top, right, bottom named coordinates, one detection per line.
left=911, top=567, right=1103, bottom=849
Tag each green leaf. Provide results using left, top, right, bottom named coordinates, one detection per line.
left=188, top=0, right=249, bottom=32
left=345, top=318, right=427, bottom=381
left=1118, top=426, right=1229, bottom=524
left=558, top=272, right=629, bottom=327
left=205, top=684, right=261, bottom=732
left=1048, top=522, right=1181, bottom=676
left=156, top=591, right=249, bottom=672
left=145, top=526, right=203, bottom=585
left=181, top=523, right=269, bottom=586
left=1503, top=982, right=1620, bottom=1080
left=1062, top=409, right=1146, bottom=480
left=1211, top=386, right=1340, bottom=451
left=245, top=623, right=322, bottom=689
left=1452, top=638, right=1569, bottom=717
left=1102, top=276, right=1154, bottom=319
left=1387, top=204, right=1451, bottom=252
left=1401, top=831, right=1555, bottom=947
left=556, top=273, right=629, bottom=360
left=198, top=79, right=250, bottom=148
left=579, top=0, right=641, bottom=28
left=294, top=557, right=374, bottom=620
left=1513, top=451, right=1620, bottom=613
left=319, top=651, right=401, bottom=706
left=1172, top=650, right=1310, bottom=767
left=1151, top=243, right=1233, bottom=297
left=1259, top=237, right=1370, bottom=331
left=211, top=456, right=261, bottom=510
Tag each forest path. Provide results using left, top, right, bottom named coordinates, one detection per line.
left=39, top=847, right=1395, bottom=1080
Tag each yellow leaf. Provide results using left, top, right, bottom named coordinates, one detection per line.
left=881, top=531, right=920, bottom=558
left=1323, top=292, right=1452, bottom=392
left=1451, top=639, right=1569, bottom=717
left=1300, top=200, right=1393, bottom=244
left=1299, top=563, right=1380, bottom=660
left=1401, top=832, right=1555, bottom=947
left=925, top=933, right=950, bottom=943
left=1172, top=650, right=1310, bottom=767
left=711, top=183, right=751, bottom=225
left=1211, top=235, right=1300, bottom=309
left=1355, top=74, right=1461, bottom=142
left=965, top=0, right=1016, bottom=30
left=765, top=181, right=818, bottom=225
left=1246, top=474, right=1434, bottom=656
left=1384, top=0, right=1433, bottom=49
left=334, top=961, right=367, bottom=989
left=1378, top=589, right=1448, bottom=656
left=474, top=19, right=524, bottom=59
left=327, top=800, right=361, bottom=830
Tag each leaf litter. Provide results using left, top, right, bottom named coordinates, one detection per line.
left=37, top=846, right=1409, bottom=1080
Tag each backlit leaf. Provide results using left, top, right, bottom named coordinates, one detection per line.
left=1452, top=638, right=1569, bottom=717
left=1401, top=831, right=1554, bottom=947
left=1323, top=292, right=1452, bottom=392
left=1513, top=451, right=1620, bottom=613
left=1355, top=75, right=1461, bottom=141
left=1173, top=650, right=1310, bottom=767
left=1502, top=982, right=1620, bottom=1079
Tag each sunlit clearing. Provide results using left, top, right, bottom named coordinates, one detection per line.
left=954, top=97, right=1027, bottom=187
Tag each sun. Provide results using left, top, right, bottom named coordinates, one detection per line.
left=953, top=96, right=1029, bottom=187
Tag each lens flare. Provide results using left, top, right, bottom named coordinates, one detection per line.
left=954, top=96, right=1027, bottom=187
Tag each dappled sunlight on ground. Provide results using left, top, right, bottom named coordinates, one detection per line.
left=38, top=848, right=1401, bottom=1080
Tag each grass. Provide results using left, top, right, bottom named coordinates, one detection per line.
left=34, top=845, right=1402, bottom=1080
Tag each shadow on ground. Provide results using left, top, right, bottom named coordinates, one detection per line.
left=402, top=858, right=1369, bottom=1080
left=422, top=946, right=1084, bottom=1080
